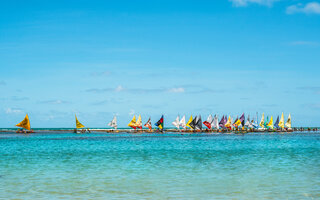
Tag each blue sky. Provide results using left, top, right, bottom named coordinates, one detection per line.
left=0, top=0, right=320, bottom=128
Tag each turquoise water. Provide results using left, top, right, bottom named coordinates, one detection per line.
left=0, top=132, right=319, bottom=199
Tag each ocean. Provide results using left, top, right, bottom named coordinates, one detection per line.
left=0, top=132, right=319, bottom=199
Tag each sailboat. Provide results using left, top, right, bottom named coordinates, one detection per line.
left=245, top=115, right=250, bottom=128
left=259, top=113, right=265, bottom=130
left=267, top=116, right=274, bottom=130
left=195, top=115, right=202, bottom=131
left=186, top=115, right=193, bottom=130
left=279, top=112, right=285, bottom=129
left=16, top=114, right=33, bottom=133
left=179, top=115, right=186, bottom=130
left=144, top=117, right=152, bottom=131
left=274, top=116, right=280, bottom=129
left=225, top=116, right=232, bottom=129
left=155, top=115, right=164, bottom=131
left=189, top=115, right=197, bottom=130
left=285, top=114, right=292, bottom=130
left=108, top=116, right=117, bottom=130
left=172, top=115, right=180, bottom=129
left=136, top=115, right=142, bottom=130
left=128, top=115, right=137, bottom=129
left=211, top=115, right=219, bottom=130
left=219, top=115, right=225, bottom=129
left=75, top=114, right=86, bottom=133
left=233, top=116, right=240, bottom=128
left=203, top=114, right=213, bottom=129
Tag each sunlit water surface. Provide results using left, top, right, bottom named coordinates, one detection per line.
left=0, top=132, right=319, bottom=199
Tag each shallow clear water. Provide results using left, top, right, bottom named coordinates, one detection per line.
left=0, top=132, right=319, bottom=199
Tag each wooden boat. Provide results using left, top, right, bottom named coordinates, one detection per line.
left=16, top=114, right=34, bottom=133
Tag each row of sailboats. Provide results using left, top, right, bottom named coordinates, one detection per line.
left=14, top=112, right=292, bottom=133
left=104, top=113, right=292, bottom=131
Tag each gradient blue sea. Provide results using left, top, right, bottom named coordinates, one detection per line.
left=0, top=132, right=319, bottom=199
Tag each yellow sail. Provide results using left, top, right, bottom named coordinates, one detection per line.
left=75, top=115, right=85, bottom=129
left=267, top=116, right=274, bottom=129
left=16, top=114, right=31, bottom=130
left=278, top=112, right=285, bottom=129
left=128, top=115, right=137, bottom=128
left=234, top=118, right=241, bottom=127
left=259, top=113, right=265, bottom=128
left=225, top=116, right=232, bottom=128
left=285, top=114, right=292, bottom=128
left=186, top=115, right=193, bottom=129
left=136, top=115, right=142, bottom=128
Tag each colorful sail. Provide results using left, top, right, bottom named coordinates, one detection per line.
left=264, top=116, right=269, bottom=128
left=259, top=113, right=265, bottom=128
left=225, top=116, right=232, bottom=128
left=75, top=115, right=85, bottom=129
left=239, top=113, right=245, bottom=127
left=155, top=115, right=164, bottom=130
left=144, top=117, right=152, bottom=131
left=108, top=116, right=117, bottom=129
left=203, top=114, right=213, bottom=129
left=267, top=116, right=274, bottom=129
left=195, top=115, right=202, bottom=130
left=189, top=116, right=197, bottom=129
left=285, top=114, right=291, bottom=128
left=274, top=116, right=280, bottom=129
left=128, top=115, right=137, bottom=129
left=279, top=112, right=285, bottom=129
left=16, top=114, right=31, bottom=130
left=186, top=115, right=193, bottom=129
left=219, top=115, right=227, bottom=128
left=172, top=116, right=180, bottom=129
left=136, top=115, right=142, bottom=129
left=233, top=117, right=240, bottom=127
left=179, top=115, right=186, bottom=129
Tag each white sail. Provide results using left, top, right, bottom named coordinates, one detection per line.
left=108, top=116, right=117, bottom=129
left=172, top=116, right=180, bottom=129
left=211, top=115, right=219, bottom=129
left=245, top=115, right=250, bottom=127
left=179, top=115, right=186, bottom=129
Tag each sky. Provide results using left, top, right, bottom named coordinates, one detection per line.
left=0, top=0, right=320, bottom=128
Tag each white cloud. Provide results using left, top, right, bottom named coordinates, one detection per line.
left=167, top=87, right=185, bottom=93
left=286, top=2, right=320, bottom=14
left=39, top=100, right=69, bottom=104
left=5, top=108, right=23, bottom=114
left=115, top=85, right=125, bottom=92
left=230, top=0, right=278, bottom=7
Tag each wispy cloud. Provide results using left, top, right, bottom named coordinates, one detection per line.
left=167, top=87, right=185, bottom=93
left=86, top=85, right=226, bottom=95
left=302, top=103, right=320, bottom=109
left=297, top=86, right=320, bottom=94
left=11, top=96, right=29, bottom=101
left=5, top=108, right=23, bottom=114
left=289, top=41, right=319, bottom=46
left=91, top=97, right=128, bottom=105
left=286, top=2, right=320, bottom=15
left=39, top=100, right=70, bottom=104
left=86, top=85, right=185, bottom=94
left=229, top=0, right=279, bottom=7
